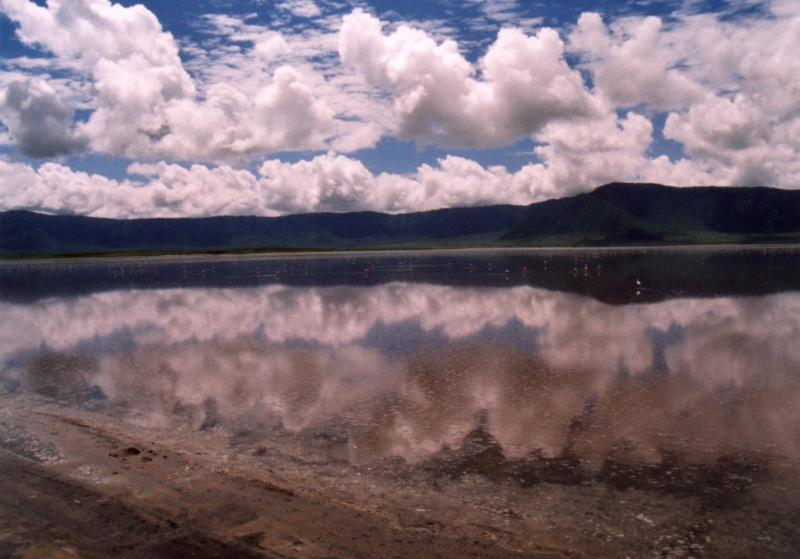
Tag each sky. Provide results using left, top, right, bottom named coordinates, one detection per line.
left=0, top=0, right=798, bottom=218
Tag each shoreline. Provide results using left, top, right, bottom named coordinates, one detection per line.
left=2, top=393, right=797, bottom=558
left=3, top=241, right=800, bottom=265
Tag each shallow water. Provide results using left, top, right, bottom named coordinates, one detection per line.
left=2, top=247, right=800, bottom=499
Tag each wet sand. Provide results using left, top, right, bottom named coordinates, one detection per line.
left=2, top=393, right=798, bottom=559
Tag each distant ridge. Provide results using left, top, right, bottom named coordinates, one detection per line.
left=503, top=182, right=800, bottom=244
left=3, top=183, right=800, bottom=256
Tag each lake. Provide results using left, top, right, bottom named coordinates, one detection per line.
left=2, top=247, right=799, bottom=558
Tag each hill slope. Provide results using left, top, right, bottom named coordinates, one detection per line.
left=0, top=205, right=528, bottom=255
left=2, top=183, right=800, bottom=256
left=502, top=183, right=800, bottom=244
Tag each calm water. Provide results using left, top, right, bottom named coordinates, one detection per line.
left=2, top=247, right=800, bottom=494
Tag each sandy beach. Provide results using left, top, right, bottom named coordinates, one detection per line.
left=2, top=392, right=798, bottom=559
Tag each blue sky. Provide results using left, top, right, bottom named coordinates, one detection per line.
left=0, top=0, right=798, bottom=217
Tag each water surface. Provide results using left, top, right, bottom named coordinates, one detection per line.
left=2, top=247, right=800, bottom=498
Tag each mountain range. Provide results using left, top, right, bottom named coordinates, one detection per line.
left=2, top=182, right=800, bottom=256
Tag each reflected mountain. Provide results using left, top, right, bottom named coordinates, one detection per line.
left=2, top=246, right=800, bottom=304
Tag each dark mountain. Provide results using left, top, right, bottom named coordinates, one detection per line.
left=2, top=183, right=800, bottom=256
left=594, top=182, right=800, bottom=234
left=503, top=183, right=800, bottom=244
left=0, top=205, right=527, bottom=255
left=500, top=192, right=664, bottom=243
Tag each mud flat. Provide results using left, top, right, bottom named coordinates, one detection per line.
left=0, top=393, right=797, bottom=559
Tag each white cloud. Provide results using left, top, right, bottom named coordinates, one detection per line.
left=569, top=12, right=705, bottom=111
left=0, top=79, right=87, bottom=156
left=527, top=111, right=655, bottom=195
left=0, top=0, right=350, bottom=161
left=191, top=11, right=390, bottom=153
left=2, top=0, right=800, bottom=215
left=664, top=96, right=800, bottom=186
left=253, top=33, right=290, bottom=61
left=0, top=158, right=139, bottom=217
left=156, top=65, right=335, bottom=161
left=277, top=0, right=322, bottom=19
left=569, top=4, right=800, bottom=188
left=659, top=5, right=800, bottom=187
left=257, top=153, right=376, bottom=213
left=461, top=0, right=543, bottom=36
left=0, top=153, right=557, bottom=218
left=339, top=9, right=605, bottom=148
left=0, top=154, right=393, bottom=217
left=638, top=155, right=718, bottom=187
left=0, top=111, right=724, bottom=219
left=0, top=0, right=185, bottom=69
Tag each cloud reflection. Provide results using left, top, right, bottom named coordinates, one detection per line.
left=3, top=283, right=800, bottom=475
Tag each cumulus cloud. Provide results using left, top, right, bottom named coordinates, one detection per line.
left=0, top=113, right=717, bottom=219
left=253, top=33, right=290, bottom=62
left=2, top=0, right=800, bottom=216
left=257, top=153, right=376, bottom=213
left=569, top=4, right=800, bottom=188
left=0, top=0, right=339, bottom=160
left=0, top=154, right=391, bottom=217
left=656, top=5, right=800, bottom=187
left=664, top=98, right=800, bottom=186
left=0, top=158, right=146, bottom=217
left=0, top=80, right=87, bottom=156
left=157, top=65, right=334, bottom=161
left=180, top=11, right=388, bottom=154
left=569, top=13, right=705, bottom=111
left=663, top=94, right=765, bottom=184
left=339, top=9, right=604, bottom=147
left=0, top=0, right=196, bottom=158
left=527, top=111, right=655, bottom=195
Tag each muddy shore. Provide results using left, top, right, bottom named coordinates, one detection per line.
left=1, top=393, right=798, bottom=559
